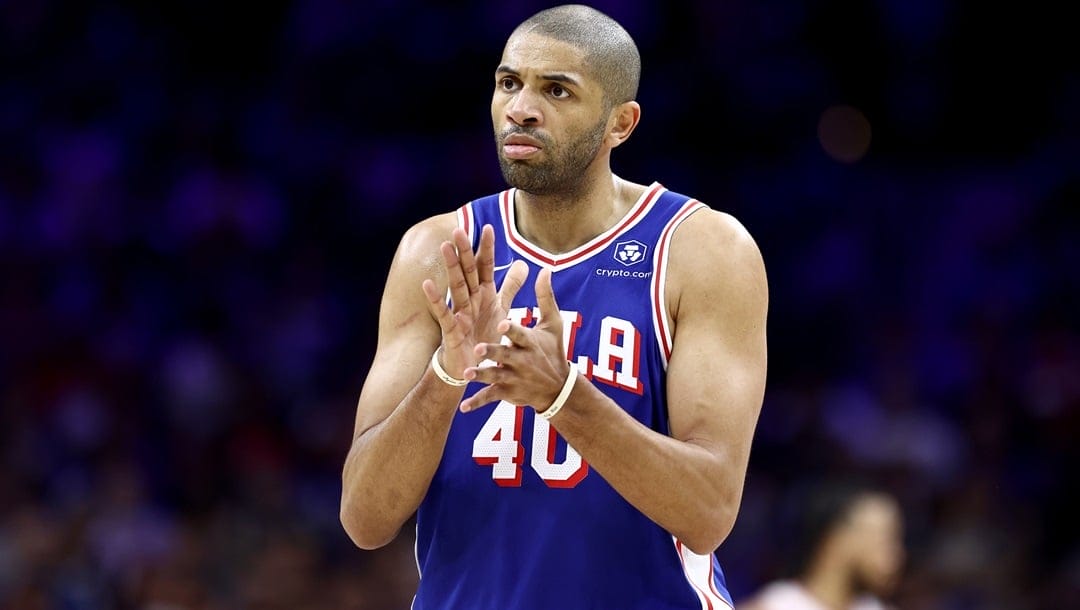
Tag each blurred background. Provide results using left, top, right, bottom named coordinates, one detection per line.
left=0, top=0, right=1076, bottom=608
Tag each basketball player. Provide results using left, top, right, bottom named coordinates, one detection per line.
left=738, top=484, right=905, bottom=610
left=340, top=5, right=768, bottom=608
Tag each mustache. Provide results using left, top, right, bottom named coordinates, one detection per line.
left=498, top=126, right=551, bottom=146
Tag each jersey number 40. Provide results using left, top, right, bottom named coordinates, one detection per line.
left=472, top=401, right=588, bottom=488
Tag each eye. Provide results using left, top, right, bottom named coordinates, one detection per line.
left=549, top=85, right=570, bottom=99
left=499, top=77, right=518, bottom=91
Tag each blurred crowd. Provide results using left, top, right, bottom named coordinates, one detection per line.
left=0, top=1, right=1076, bottom=608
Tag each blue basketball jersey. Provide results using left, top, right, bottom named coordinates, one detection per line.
left=413, top=182, right=734, bottom=610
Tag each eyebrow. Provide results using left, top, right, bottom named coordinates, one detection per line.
left=496, top=65, right=582, bottom=87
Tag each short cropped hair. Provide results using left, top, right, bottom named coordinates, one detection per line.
left=513, top=4, right=641, bottom=106
left=786, top=479, right=887, bottom=577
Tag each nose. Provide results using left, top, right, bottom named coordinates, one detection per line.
left=506, top=86, right=542, bottom=126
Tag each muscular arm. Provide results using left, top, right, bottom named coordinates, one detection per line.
left=339, top=214, right=459, bottom=549
left=462, top=209, right=767, bottom=554
left=340, top=215, right=529, bottom=550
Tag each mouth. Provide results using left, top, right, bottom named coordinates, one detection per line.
left=503, top=144, right=541, bottom=159
left=501, top=133, right=544, bottom=160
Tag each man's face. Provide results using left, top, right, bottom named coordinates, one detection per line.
left=491, top=32, right=611, bottom=196
left=844, top=495, right=906, bottom=596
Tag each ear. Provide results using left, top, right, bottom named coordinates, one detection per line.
left=606, top=101, right=641, bottom=149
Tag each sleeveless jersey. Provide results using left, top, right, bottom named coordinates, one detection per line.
left=413, top=182, right=734, bottom=610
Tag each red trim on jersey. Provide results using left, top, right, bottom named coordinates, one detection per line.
left=563, top=311, right=582, bottom=360
left=500, top=183, right=664, bottom=268
left=629, top=325, right=643, bottom=393
left=546, top=424, right=558, bottom=464
left=575, top=355, right=594, bottom=380
left=508, top=306, right=535, bottom=329
left=707, top=559, right=726, bottom=604
left=676, top=540, right=714, bottom=610
left=473, top=405, right=525, bottom=487
left=459, top=203, right=472, bottom=241
left=545, top=459, right=589, bottom=488
left=540, top=423, right=589, bottom=488
left=652, top=201, right=703, bottom=361
left=594, top=324, right=644, bottom=395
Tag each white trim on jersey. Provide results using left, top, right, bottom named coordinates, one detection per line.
left=673, top=537, right=734, bottom=610
left=457, top=201, right=475, bottom=244
left=445, top=202, right=477, bottom=306
left=499, top=182, right=666, bottom=270
left=650, top=200, right=707, bottom=369
left=412, top=523, right=420, bottom=610
left=414, top=521, right=422, bottom=578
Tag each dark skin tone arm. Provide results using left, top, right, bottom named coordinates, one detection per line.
left=339, top=218, right=528, bottom=549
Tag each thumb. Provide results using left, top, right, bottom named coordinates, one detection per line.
left=497, top=260, right=529, bottom=308
left=534, top=267, right=562, bottom=328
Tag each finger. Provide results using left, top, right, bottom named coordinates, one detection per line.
left=476, top=225, right=495, bottom=285
left=499, top=320, right=533, bottom=347
left=452, top=228, right=480, bottom=296
left=473, top=342, right=516, bottom=365
left=424, top=277, right=474, bottom=350
left=534, top=268, right=562, bottom=328
left=441, top=241, right=471, bottom=312
left=497, top=260, right=529, bottom=309
left=463, top=361, right=511, bottom=385
left=422, top=278, right=457, bottom=336
left=460, top=384, right=505, bottom=413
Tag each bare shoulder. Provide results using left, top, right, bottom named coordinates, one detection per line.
left=671, top=207, right=763, bottom=272
left=375, top=210, right=460, bottom=345
left=666, top=207, right=768, bottom=321
left=392, top=211, right=459, bottom=275
left=354, top=210, right=461, bottom=435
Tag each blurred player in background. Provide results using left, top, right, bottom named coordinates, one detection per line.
left=738, top=483, right=905, bottom=610
left=340, top=4, right=768, bottom=608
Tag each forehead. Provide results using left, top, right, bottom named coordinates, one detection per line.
left=499, top=32, right=595, bottom=84
left=849, top=496, right=901, bottom=531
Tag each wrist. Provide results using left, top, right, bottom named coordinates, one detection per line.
left=538, top=363, right=577, bottom=420
left=431, top=347, right=468, bottom=387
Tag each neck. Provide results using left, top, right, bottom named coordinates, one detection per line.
left=513, top=169, right=643, bottom=254
left=800, top=559, right=855, bottom=610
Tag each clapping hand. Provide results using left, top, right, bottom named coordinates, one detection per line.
left=421, top=224, right=528, bottom=381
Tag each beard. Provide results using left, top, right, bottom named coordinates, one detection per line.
left=851, top=564, right=899, bottom=598
left=495, top=116, right=607, bottom=197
